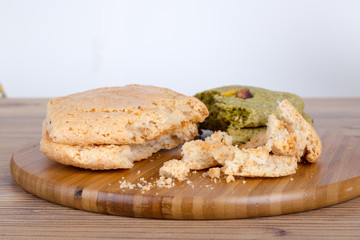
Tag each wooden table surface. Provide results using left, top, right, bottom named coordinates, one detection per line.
left=1, top=98, right=360, bottom=240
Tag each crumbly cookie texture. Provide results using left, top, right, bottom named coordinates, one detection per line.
left=160, top=100, right=321, bottom=181
left=207, top=167, right=221, bottom=179
left=159, top=159, right=190, bottom=182
left=240, top=114, right=296, bottom=157
left=226, top=175, right=235, bottom=183
left=41, top=122, right=198, bottom=170
left=180, top=135, right=297, bottom=178
left=182, top=131, right=233, bottom=170
left=277, top=100, right=322, bottom=162
left=44, top=84, right=208, bottom=146
left=219, top=148, right=297, bottom=177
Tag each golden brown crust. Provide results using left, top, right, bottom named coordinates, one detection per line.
left=44, top=85, right=208, bottom=146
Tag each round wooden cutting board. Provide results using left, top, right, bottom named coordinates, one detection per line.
left=10, top=131, right=360, bottom=219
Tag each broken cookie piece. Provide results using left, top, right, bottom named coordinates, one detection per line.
left=159, top=159, right=190, bottom=182
left=277, top=100, right=322, bottom=162
left=181, top=140, right=220, bottom=170
left=220, top=147, right=297, bottom=177
left=240, top=114, right=295, bottom=157
left=159, top=100, right=321, bottom=183
left=226, top=175, right=235, bottom=183
left=207, top=167, right=221, bottom=179
left=241, top=100, right=322, bottom=162
left=265, top=114, right=296, bottom=157
left=182, top=131, right=233, bottom=170
left=177, top=131, right=297, bottom=178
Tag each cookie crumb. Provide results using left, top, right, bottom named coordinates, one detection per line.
left=226, top=175, right=235, bottom=183
left=119, top=180, right=136, bottom=189
left=348, top=147, right=353, bottom=151
left=156, top=176, right=174, bottom=189
left=290, top=177, right=294, bottom=181
left=159, top=159, right=190, bottom=182
left=137, top=170, right=141, bottom=175
left=242, top=180, right=246, bottom=184
left=207, top=167, right=221, bottom=179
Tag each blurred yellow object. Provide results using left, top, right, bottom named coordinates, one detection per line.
left=220, top=88, right=238, bottom=97
left=0, top=83, right=6, bottom=98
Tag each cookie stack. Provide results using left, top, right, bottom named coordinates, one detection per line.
left=195, top=85, right=312, bottom=145
left=40, top=85, right=208, bottom=170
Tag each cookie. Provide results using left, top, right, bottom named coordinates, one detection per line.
left=195, top=85, right=312, bottom=144
left=241, top=100, right=322, bottom=162
left=40, top=84, right=209, bottom=170
left=160, top=100, right=321, bottom=180
left=277, top=100, right=322, bottom=162
left=240, top=114, right=296, bottom=157
left=159, top=160, right=190, bottom=182
left=44, top=84, right=208, bottom=146
left=176, top=132, right=297, bottom=177
left=220, top=148, right=297, bottom=177
left=40, top=122, right=198, bottom=170
left=181, top=131, right=233, bottom=170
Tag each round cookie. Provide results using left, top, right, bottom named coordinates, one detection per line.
left=195, top=85, right=311, bottom=144
left=45, top=84, right=208, bottom=146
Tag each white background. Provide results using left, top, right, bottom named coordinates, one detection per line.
left=1, top=0, right=360, bottom=98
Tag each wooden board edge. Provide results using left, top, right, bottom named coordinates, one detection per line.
left=10, top=154, right=360, bottom=220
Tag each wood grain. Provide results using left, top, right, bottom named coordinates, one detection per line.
left=10, top=131, right=360, bottom=219
left=1, top=98, right=360, bottom=239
